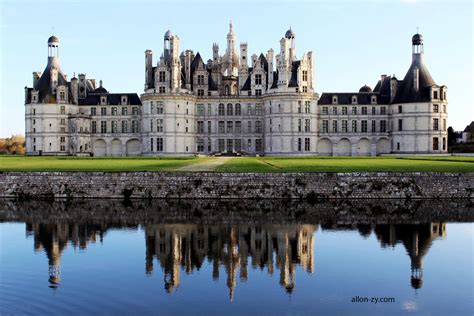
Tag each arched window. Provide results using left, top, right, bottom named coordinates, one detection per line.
left=225, top=85, right=230, bottom=95
left=218, top=103, right=225, bottom=116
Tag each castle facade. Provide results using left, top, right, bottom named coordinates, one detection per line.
left=24, top=23, right=448, bottom=156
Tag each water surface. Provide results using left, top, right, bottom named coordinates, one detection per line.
left=0, top=199, right=472, bottom=315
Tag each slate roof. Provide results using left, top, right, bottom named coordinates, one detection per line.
left=78, top=93, right=141, bottom=105
left=392, top=57, right=437, bottom=103
left=34, top=58, right=74, bottom=103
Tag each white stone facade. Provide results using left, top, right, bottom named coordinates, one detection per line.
left=24, top=27, right=448, bottom=156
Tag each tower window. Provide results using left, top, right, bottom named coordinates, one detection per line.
left=302, top=70, right=308, bottom=82
left=433, top=104, right=439, bottom=113
left=398, top=105, right=403, bottom=113
left=255, top=74, right=262, bottom=85
left=433, top=137, right=439, bottom=150
left=159, top=71, right=166, bottom=82
left=197, top=75, right=205, bottom=85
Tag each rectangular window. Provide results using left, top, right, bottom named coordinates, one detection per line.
left=226, top=121, right=233, bottom=133
left=305, top=101, right=311, bottom=114
left=255, top=139, right=263, bottom=152
left=159, top=86, right=165, bottom=94
left=156, top=102, right=163, bottom=114
left=60, top=106, right=65, bottom=115
left=371, top=120, right=376, bottom=133
left=112, top=121, right=118, bottom=133
left=132, top=120, right=139, bottom=133
left=342, top=120, right=348, bottom=133
left=433, top=91, right=438, bottom=99
left=332, top=107, right=337, bottom=115
left=298, top=138, right=302, bottom=151
left=197, top=104, right=205, bottom=116
left=322, top=107, right=328, bottom=115
left=304, top=138, right=310, bottom=151
left=197, top=121, right=204, bottom=133
left=361, top=120, right=368, bottom=133
left=298, top=119, right=302, bottom=132
left=218, top=139, right=225, bottom=152
left=60, top=137, right=65, bottom=143
left=197, top=139, right=204, bottom=152
left=101, top=107, right=107, bottom=116
left=227, top=104, right=233, bottom=116
left=247, top=121, right=252, bottom=133
left=380, top=107, right=386, bottom=115
left=150, top=138, right=154, bottom=151
left=247, top=104, right=252, bottom=116
left=219, top=104, right=225, bottom=115
left=398, top=105, right=403, bottom=113
left=352, top=107, right=357, bottom=115
left=398, top=119, right=403, bottom=131
left=197, top=74, right=205, bottom=85
left=91, top=107, right=97, bottom=116
left=159, top=71, right=166, bottom=82
left=305, top=119, right=310, bottom=132
left=302, top=70, right=308, bottom=82
left=443, top=104, right=446, bottom=113
left=60, top=118, right=66, bottom=125
left=235, top=121, right=242, bottom=133
left=255, top=89, right=262, bottom=96
left=298, top=101, right=302, bottom=113
left=443, top=119, right=446, bottom=131
left=342, top=107, right=348, bottom=115
left=92, top=121, right=97, bottom=133
left=442, top=137, right=446, bottom=151
left=122, top=120, right=128, bottom=133
left=255, top=121, right=262, bottom=133
left=122, top=107, right=128, bottom=115
left=157, top=119, right=163, bottom=132
left=372, top=107, right=376, bottom=115
left=132, top=107, right=139, bottom=115
left=302, top=86, right=307, bottom=93
left=361, top=107, right=367, bottom=115
left=380, top=120, right=387, bottom=133
left=322, top=120, right=329, bottom=133
left=226, top=139, right=233, bottom=152
left=235, top=139, right=242, bottom=152
left=218, top=121, right=225, bottom=133
left=255, top=104, right=263, bottom=116
left=112, top=107, right=117, bottom=115
left=207, top=121, right=212, bottom=133
left=157, top=138, right=163, bottom=151
left=235, top=104, right=241, bottom=116
left=332, top=120, right=338, bottom=133
left=255, top=74, right=262, bottom=85
left=100, top=121, right=107, bottom=133
left=352, top=120, right=357, bottom=133
left=197, top=89, right=204, bottom=96
left=433, top=118, right=439, bottom=131
left=433, top=137, right=439, bottom=150
left=433, top=104, right=439, bottom=113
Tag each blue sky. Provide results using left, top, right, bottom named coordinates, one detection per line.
left=1, top=0, right=472, bottom=136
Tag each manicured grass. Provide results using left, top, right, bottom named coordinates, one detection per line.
left=215, top=156, right=474, bottom=173
left=0, top=155, right=473, bottom=172
left=0, top=156, right=201, bottom=172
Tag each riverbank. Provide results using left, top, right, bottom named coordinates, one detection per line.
left=0, top=172, right=472, bottom=200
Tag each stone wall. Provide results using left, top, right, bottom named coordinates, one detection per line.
left=0, top=172, right=472, bottom=200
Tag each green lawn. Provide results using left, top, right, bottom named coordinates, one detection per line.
left=0, top=155, right=473, bottom=172
left=0, top=156, right=201, bottom=172
left=215, top=156, right=474, bottom=173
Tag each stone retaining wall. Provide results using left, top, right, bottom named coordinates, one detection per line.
left=0, top=172, right=473, bottom=200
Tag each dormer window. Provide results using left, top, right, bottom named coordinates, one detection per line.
left=332, top=96, right=338, bottom=104
left=433, top=90, right=438, bottom=99
left=59, top=91, right=65, bottom=101
left=351, top=96, right=357, bottom=104
left=371, top=96, right=377, bottom=104
left=121, top=96, right=128, bottom=105
left=100, top=96, right=106, bottom=105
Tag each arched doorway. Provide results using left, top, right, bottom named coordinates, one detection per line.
left=110, top=139, right=122, bottom=156
left=376, top=138, right=391, bottom=155
left=356, top=138, right=371, bottom=156
left=334, top=138, right=352, bottom=156
left=317, top=138, right=333, bottom=156
left=126, top=139, right=141, bottom=156
left=93, top=139, right=107, bottom=157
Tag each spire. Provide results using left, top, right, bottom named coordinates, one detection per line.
left=229, top=20, right=234, bottom=35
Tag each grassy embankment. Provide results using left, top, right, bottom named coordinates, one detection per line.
left=0, top=156, right=473, bottom=172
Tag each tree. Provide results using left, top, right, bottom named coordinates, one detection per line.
left=0, top=135, right=26, bottom=155
left=447, top=126, right=456, bottom=146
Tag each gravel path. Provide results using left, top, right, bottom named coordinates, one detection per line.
left=176, top=157, right=233, bottom=172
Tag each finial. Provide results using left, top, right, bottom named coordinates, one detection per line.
left=99, top=79, right=103, bottom=87
left=416, top=26, right=419, bottom=34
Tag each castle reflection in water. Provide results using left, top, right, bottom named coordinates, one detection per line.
left=25, top=221, right=445, bottom=297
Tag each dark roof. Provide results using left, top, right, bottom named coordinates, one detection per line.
left=93, top=86, right=108, bottom=94
left=34, top=58, right=73, bottom=103
left=288, top=61, right=300, bottom=87
left=464, top=121, right=474, bottom=133
left=359, top=85, right=372, bottom=93
left=270, top=71, right=278, bottom=89
left=78, top=93, right=141, bottom=105
left=208, top=70, right=218, bottom=90
left=241, top=76, right=251, bottom=91
left=392, top=56, right=436, bottom=103
left=412, top=33, right=423, bottom=45
left=48, top=35, right=59, bottom=44
left=318, top=92, right=387, bottom=105
left=285, top=28, right=295, bottom=39
left=191, top=52, right=204, bottom=73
